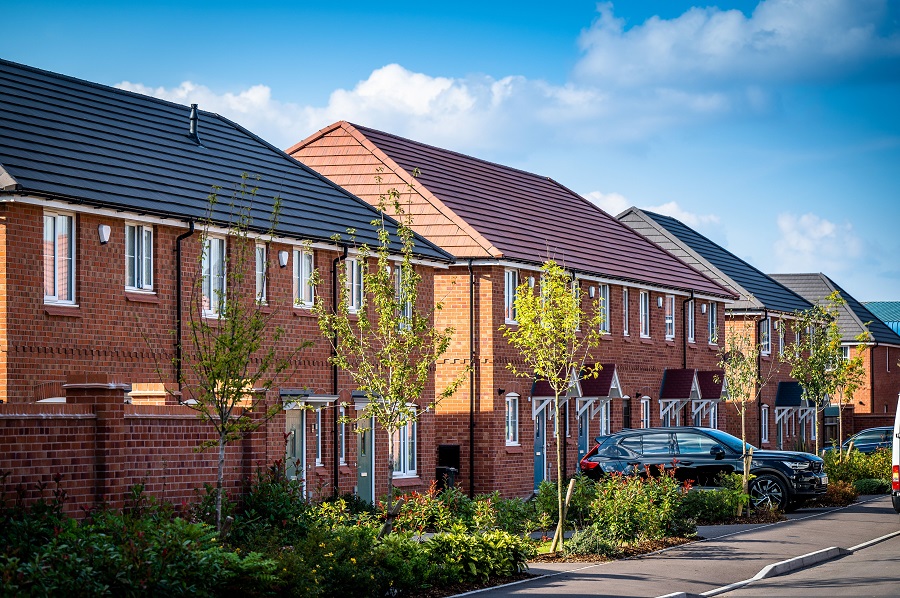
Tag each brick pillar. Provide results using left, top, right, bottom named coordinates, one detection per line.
left=65, top=373, right=129, bottom=510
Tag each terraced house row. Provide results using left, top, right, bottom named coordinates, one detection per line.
left=2, top=58, right=898, bottom=510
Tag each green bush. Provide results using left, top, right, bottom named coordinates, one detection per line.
left=679, top=474, right=749, bottom=524
left=534, top=475, right=597, bottom=528
left=391, top=484, right=458, bottom=533
left=823, top=448, right=891, bottom=484
left=813, top=480, right=859, bottom=507
left=853, top=478, right=890, bottom=495
left=425, top=530, right=535, bottom=584
left=589, top=469, right=694, bottom=544
left=563, top=526, right=624, bottom=558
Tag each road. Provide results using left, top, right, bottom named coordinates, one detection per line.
left=458, top=496, right=900, bottom=598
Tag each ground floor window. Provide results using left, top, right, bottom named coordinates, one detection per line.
left=392, top=421, right=417, bottom=477
left=761, top=405, right=770, bottom=443
left=506, top=393, right=519, bottom=445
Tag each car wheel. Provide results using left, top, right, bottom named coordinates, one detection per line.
left=750, top=474, right=788, bottom=511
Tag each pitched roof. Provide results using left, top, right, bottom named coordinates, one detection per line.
left=580, top=364, right=619, bottom=398
left=697, top=370, right=725, bottom=401
left=289, top=122, right=735, bottom=299
left=0, top=59, right=449, bottom=262
left=769, top=273, right=900, bottom=347
left=863, top=301, right=900, bottom=336
left=774, top=381, right=804, bottom=407
left=659, top=369, right=701, bottom=401
left=618, top=208, right=811, bottom=314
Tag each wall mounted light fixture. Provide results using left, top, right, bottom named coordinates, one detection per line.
left=657, top=296, right=664, bottom=308
left=701, top=303, right=708, bottom=314
left=497, top=388, right=506, bottom=396
left=589, top=286, right=596, bottom=298
left=278, top=250, right=289, bottom=268
left=98, top=224, right=111, bottom=245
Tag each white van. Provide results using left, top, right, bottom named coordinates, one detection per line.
left=892, top=395, right=900, bottom=512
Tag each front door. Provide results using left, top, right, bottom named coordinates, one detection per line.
left=356, top=417, right=375, bottom=503
left=534, top=409, right=547, bottom=492
left=577, top=410, right=589, bottom=467
left=285, top=409, right=305, bottom=486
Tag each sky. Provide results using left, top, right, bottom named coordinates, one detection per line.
left=4, top=0, right=900, bottom=301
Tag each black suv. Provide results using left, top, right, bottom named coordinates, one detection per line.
left=579, top=427, right=827, bottom=511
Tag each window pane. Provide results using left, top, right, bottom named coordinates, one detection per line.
left=408, top=422, right=416, bottom=473
left=642, top=433, right=674, bottom=456
left=142, top=227, right=153, bottom=288
left=58, top=215, right=73, bottom=302
left=255, top=245, right=266, bottom=302
left=303, top=251, right=314, bottom=304
left=126, top=225, right=136, bottom=288
left=43, top=215, right=56, bottom=298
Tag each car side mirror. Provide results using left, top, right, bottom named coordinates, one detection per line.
left=710, top=446, right=726, bottom=460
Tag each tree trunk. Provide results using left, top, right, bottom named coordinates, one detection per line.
left=814, top=407, right=820, bottom=455
left=550, top=395, right=565, bottom=553
left=838, top=400, right=844, bottom=462
left=740, top=406, right=748, bottom=516
left=216, top=433, right=226, bottom=531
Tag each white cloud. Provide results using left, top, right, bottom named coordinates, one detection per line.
left=583, top=191, right=719, bottom=227
left=773, top=212, right=863, bottom=273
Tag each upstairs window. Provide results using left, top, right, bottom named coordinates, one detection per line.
left=294, top=249, right=315, bottom=308
left=43, top=211, right=75, bottom=304
left=623, top=288, right=630, bottom=336
left=255, top=244, right=267, bottom=303
left=778, top=321, right=786, bottom=357
left=665, top=295, right=676, bottom=340
left=504, top=269, right=518, bottom=323
left=395, top=264, right=413, bottom=327
left=708, top=302, right=718, bottom=344
left=598, top=284, right=610, bottom=333
left=687, top=299, right=695, bottom=343
left=346, top=257, right=363, bottom=313
left=202, top=236, right=226, bottom=318
left=125, top=224, right=153, bottom=291
left=760, top=317, right=772, bottom=355
left=640, top=291, right=651, bottom=338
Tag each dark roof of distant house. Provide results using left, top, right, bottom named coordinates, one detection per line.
left=774, top=381, right=804, bottom=407
left=320, top=123, right=734, bottom=299
left=769, top=273, right=900, bottom=347
left=659, top=369, right=700, bottom=400
left=0, top=59, right=449, bottom=262
left=618, top=208, right=811, bottom=314
left=863, top=302, right=900, bottom=336
left=697, top=370, right=725, bottom=401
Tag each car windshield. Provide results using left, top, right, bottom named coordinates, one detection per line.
left=704, top=428, right=757, bottom=453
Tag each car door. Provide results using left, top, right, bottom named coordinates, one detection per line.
left=674, top=431, right=734, bottom=486
left=638, top=432, right=676, bottom=476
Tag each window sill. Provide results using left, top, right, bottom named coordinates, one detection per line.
left=600, top=334, right=612, bottom=341
left=293, top=307, right=317, bottom=318
left=45, top=304, right=82, bottom=317
left=340, top=464, right=352, bottom=474
left=505, top=444, right=523, bottom=454
left=505, top=319, right=518, bottom=326
left=640, top=337, right=654, bottom=345
left=391, top=476, right=421, bottom=487
left=125, top=291, right=159, bottom=304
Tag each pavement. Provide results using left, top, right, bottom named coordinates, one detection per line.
left=454, top=496, right=900, bottom=598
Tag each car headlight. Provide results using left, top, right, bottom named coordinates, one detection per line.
left=783, top=461, right=811, bottom=471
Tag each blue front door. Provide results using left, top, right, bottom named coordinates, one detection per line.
left=534, top=409, right=547, bottom=492
left=577, top=410, right=589, bottom=468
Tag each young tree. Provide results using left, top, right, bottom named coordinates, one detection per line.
left=781, top=291, right=846, bottom=454
left=831, top=331, right=871, bottom=460
left=717, top=310, right=779, bottom=499
left=180, top=175, right=310, bottom=530
left=314, top=181, right=468, bottom=515
left=502, top=261, right=604, bottom=552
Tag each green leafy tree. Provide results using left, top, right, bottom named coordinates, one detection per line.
left=781, top=291, right=847, bottom=454
left=502, top=260, right=604, bottom=551
left=181, top=175, right=310, bottom=530
left=314, top=180, right=469, bottom=515
left=717, top=308, right=779, bottom=498
left=832, top=331, right=871, bottom=460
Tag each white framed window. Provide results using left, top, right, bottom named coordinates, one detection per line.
left=687, top=299, right=695, bottom=343
left=315, top=408, right=323, bottom=466
left=598, top=401, right=611, bottom=436
left=708, top=302, right=718, bottom=344
left=761, top=405, right=770, bottom=443
left=710, top=402, right=718, bottom=429
left=841, top=346, right=850, bottom=360
left=760, top=317, right=772, bottom=355
left=810, top=414, right=816, bottom=440
left=294, top=249, right=315, bottom=308
left=598, top=284, right=610, bottom=333
left=202, top=236, right=226, bottom=318
left=255, top=244, right=267, bottom=303
left=665, top=295, right=676, bottom=340
left=623, top=288, right=630, bottom=336
left=505, top=393, right=519, bottom=445
left=565, top=400, right=571, bottom=437
left=395, top=264, right=413, bottom=326
left=392, top=420, right=417, bottom=477
left=641, top=398, right=651, bottom=429
left=504, top=269, right=518, bottom=323
left=778, top=321, right=786, bottom=357
left=125, top=223, right=153, bottom=291
left=573, top=282, right=581, bottom=330
left=338, top=406, right=346, bottom=464
left=43, top=211, right=76, bottom=304
left=346, top=257, right=363, bottom=313
left=640, top=291, right=651, bottom=338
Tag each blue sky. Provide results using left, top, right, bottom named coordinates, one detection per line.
left=4, top=0, right=900, bottom=301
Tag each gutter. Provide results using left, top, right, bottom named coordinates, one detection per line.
left=174, top=221, right=196, bottom=392
left=332, top=245, right=349, bottom=498
left=468, top=259, right=476, bottom=499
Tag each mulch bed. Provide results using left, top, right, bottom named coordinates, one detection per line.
left=530, top=536, right=696, bottom=563
left=417, top=572, right=536, bottom=597
left=695, top=508, right=786, bottom=526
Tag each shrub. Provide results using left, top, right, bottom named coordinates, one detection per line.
left=853, top=478, right=890, bottom=495
left=425, top=530, right=535, bottom=584
left=314, top=496, right=378, bottom=530
left=563, top=526, right=624, bottom=558
left=678, top=474, right=749, bottom=524
left=823, top=448, right=891, bottom=484
left=813, top=480, right=858, bottom=507
left=534, top=475, right=597, bottom=528
left=489, top=494, right=533, bottom=535
left=391, top=482, right=458, bottom=533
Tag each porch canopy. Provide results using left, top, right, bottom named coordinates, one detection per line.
left=658, top=368, right=701, bottom=425
left=774, top=381, right=815, bottom=426
left=694, top=370, right=726, bottom=425
left=529, top=364, right=621, bottom=420
left=280, top=388, right=338, bottom=411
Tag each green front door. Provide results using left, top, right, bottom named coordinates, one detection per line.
left=285, top=409, right=305, bottom=486
left=356, top=417, right=375, bottom=503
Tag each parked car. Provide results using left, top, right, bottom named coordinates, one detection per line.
left=579, top=427, right=827, bottom=511
left=821, top=427, right=892, bottom=456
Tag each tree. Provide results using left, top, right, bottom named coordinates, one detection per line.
left=781, top=291, right=846, bottom=454
left=502, top=261, right=604, bottom=552
left=831, top=331, right=871, bottom=460
left=180, top=175, right=310, bottom=530
left=314, top=179, right=468, bottom=515
left=717, top=309, right=779, bottom=499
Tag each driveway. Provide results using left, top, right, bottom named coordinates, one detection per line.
left=458, top=496, right=899, bottom=597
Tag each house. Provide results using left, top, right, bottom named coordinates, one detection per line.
left=863, top=302, right=900, bottom=336
left=288, top=121, right=736, bottom=497
left=617, top=208, right=814, bottom=450
left=769, top=273, right=900, bottom=438
left=0, top=59, right=451, bottom=510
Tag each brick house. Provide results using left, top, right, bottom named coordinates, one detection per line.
left=770, top=273, right=900, bottom=440
left=0, top=59, right=451, bottom=511
left=288, top=122, right=737, bottom=497
left=618, top=208, right=815, bottom=450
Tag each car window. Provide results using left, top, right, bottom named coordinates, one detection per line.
left=851, top=430, right=884, bottom=444
left=642, top=433, right=674, bottom=456
left=619, top=436, right=643, bottom=456
left=675, top=432, right=721, bottom=455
